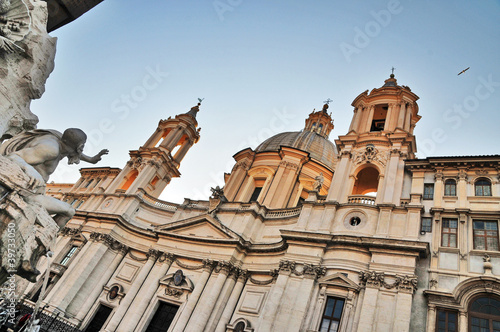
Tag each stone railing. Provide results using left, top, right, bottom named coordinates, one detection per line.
left=266, top=207, right=302, bottom=219
left=138, top=191, right=178, bottom=212
left=348, top=195, right=376, bottom=206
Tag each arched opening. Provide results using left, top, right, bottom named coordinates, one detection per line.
left=370, top=104, right=388, bottom=132
left=352, top=167, right=379, bottom=196
left=468, top=294, right=500, bottom=331
left=120, top=170, right=138, bottom=190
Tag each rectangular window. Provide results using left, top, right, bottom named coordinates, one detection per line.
left=441, top=219, right=458, bottom=248
left=473, top=221, right=499, bottom=251
left=421, top=217, right=432, bottom=233
left=60, top=246, right=78, bottom=266
left=145, top=302, right=179, bottom=332
left=249, top=187, right=262, bottom=202
left=444, top=180, right=456, bottom=196
left=423, top=184, right=434, bottom=200
left=320, top=297, right=345, bottom=332
left=436, top=309, right=457, bottom=332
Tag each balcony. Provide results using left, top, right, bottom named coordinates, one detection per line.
left=348, top=195, right=376, bottom=206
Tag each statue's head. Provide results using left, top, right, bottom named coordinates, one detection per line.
left=62, top=128, right=87, bottom=164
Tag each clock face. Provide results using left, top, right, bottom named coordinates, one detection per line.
left=173, top=270, right=184, bottom=286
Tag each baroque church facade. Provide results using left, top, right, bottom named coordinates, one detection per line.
left=23, top=75, right=500, bottom=332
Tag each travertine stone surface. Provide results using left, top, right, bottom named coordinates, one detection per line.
left=0, top=0, right=56, bottom=141
left=0, top=155, right=58, bottom=285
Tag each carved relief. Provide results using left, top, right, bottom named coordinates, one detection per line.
left=59, top=227, right=81, bottom=237
left=0, top=0, right=31, bottom=53
left=353, top=145, right=387, bottom=166
left=359, top=270, right=385, bottom=287
left=279, top=161, right=299, bottom=170
left=127, top=157, right=142, bottom=170
left=359, top=270, right=418, bottom=293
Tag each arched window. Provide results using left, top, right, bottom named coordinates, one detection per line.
left=475, top=178, right=492, bottom=196
left=352, top=167, right=379, bottom=197
left=469, top=295, right=500, bottom=331
left=445, top=179, right=457, bottom=196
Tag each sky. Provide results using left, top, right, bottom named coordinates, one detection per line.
left=33, top=0, right=500, bottom=203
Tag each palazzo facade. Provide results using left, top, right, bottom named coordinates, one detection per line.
left=23, top=75, right=500, bottom=332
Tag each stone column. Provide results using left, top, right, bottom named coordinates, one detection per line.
left=459, top=310, right=467, bottom=332
left=204, top=269, right=240, bottom=332
left=214, top=270, right=248, bottom=332
left=326, top=151, right=351, bottom=202
left=117, top=253, right=175, bottom=332
left=104, top=249, right=160, bottom=332
left=74, top=245, right=128, bottom=322
left=364, top=106, right=375, bottom=132
left=397, top=102, right=406, bottom=129
left=162, top=127, right=184, bottom=151
left=426, top=305, right=436, bottom=332
left=384, top=103, right=395, bottom=131
left=52, top=238, right=109, bottom=312
left=173, top=139, right=193, bottom=163
left=404, top=104, right=412, bottom=131
left=143, top=128, right=163, bottom=147
left=285, top=267, right=319, bottom=332
left=186, top=261, right=232, bottom=331
left=434, top=170, right=444, bottom=207
left=382, top=150, right=401, bottom=204
left=258, top=261, right=293, bottom=331
left=225, top=161, right=250, bottom=201
left=309, top=285, right=327, bottom=331
left=392, top=291, right=413, bottom=332
left=356, top=287, right=379, bottom=332
left=349, top=107, right=360, bottom=132
left=43, top=235, right=95, bottom=304
left=457, top=169, right=468, bottom=208
left=171, top=260, right=215, bottom=332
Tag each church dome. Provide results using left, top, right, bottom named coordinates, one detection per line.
left=255, top=130, right=336, bottom=169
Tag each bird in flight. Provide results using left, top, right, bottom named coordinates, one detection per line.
left=458, top=67, right=470, bottom=75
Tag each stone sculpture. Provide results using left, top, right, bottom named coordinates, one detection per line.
left=0, top=128, right=108, bottom=284
left=0, top=0, right=56, bottom=141
left=312, top=172, right=324, bottom=192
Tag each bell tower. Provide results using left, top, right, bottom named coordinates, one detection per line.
left=106, top=102, right=201, bottom=197
left=327, top=74, right=421, bottom=205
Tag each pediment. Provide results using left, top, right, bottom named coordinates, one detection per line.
left=155, top=214, right=240, bottom=241
left=318, top=272, right=361, bottom=291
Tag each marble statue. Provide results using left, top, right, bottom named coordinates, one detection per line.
left=1, top=128, right=108, bottom=227
left=0, top=128, right=107, bottom=284
left=313, top=172, right=324, bottom=192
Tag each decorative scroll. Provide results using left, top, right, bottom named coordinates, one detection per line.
left=359, top=270, right=418, bottom=293
left=165, top=286, right=183, bottom=298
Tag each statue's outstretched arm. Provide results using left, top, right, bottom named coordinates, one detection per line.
left=80, top=149, right=109, bottom=164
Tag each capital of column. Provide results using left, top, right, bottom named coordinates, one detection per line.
left=278, top=260, right=296, bottom=275
left=215, top=261, right=234, bottom=275
left=202, top=259, right=216, bottom=272
left=147, top=249, right=162, bottom=261
left=159, top=252, right=175, bottom=264
left=237, top=269, right=249, bottom=282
